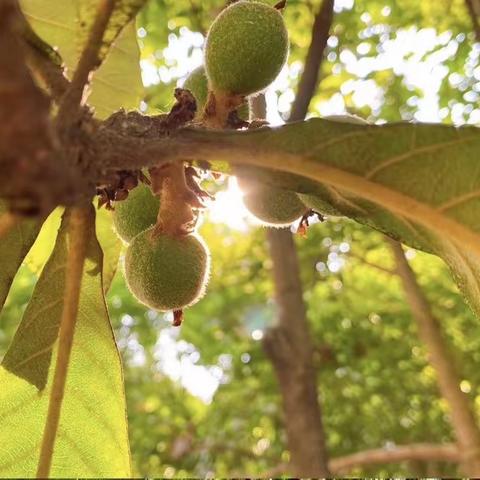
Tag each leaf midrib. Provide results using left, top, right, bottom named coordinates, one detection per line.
left=178, top=137, right=480, bottom=259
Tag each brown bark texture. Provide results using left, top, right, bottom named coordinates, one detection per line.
left=261, top=0, right=335, bottom=476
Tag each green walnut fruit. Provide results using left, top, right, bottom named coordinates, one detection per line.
left=184, top=66, right=250, bottom=119
left=205, top=1, right=289, bottom=96
left=298, top=114, right=368, bottom=214
left=242, top=184, right=307, bottom=227
left=113, top=183, right=160, bottom=243
left=125, top=227, right=210, bottom=311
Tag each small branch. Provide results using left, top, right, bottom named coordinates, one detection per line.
left=387, top=237, right=480, bottom=475
left=348, top=250, right=397, bottom=276
left=259, top=443, right=459, bottom=477
left=465, top=0, right=480, bottom=43
left=289, top=0, right=335, bottom=122
left=329, top=442, right=459, bottom=473
left=36, top=206, right=92, bottom=478
left=56, top=0, right=115, bottom=124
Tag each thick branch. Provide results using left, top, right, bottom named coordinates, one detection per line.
left=465, top=0, right=480, bottom=43
left=289, top=0, right=334, bottom=121
left=388, top=238, right=480, bottom=475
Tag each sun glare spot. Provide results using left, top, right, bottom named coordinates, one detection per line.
left=206, top=177, right=252, bottom=231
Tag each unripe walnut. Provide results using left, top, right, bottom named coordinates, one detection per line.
left=299, top=114, right=367, bottom=214
left=184, top=66, right=249, bottom=119
left=205, top=1, right=289, bottom=96
left=239, top=179, right=307, bottom=227
left=113, top=183, right=160, bottom=243
left=125, top=227, right=210, bottom=311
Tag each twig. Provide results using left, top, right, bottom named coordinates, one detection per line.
left=348, top=250, right=397, bottom=276
left=36, top=207, right=91, bottom=478
left=56, top=0, right=115, bottom=124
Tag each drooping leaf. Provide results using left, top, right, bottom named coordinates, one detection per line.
left=0, top=203, right=42, bottom=310
left=0, top=208, right=130, bottom=476
left=176, top=119, right=480, bottom=317
left=20, top=0, right=144, bottom=118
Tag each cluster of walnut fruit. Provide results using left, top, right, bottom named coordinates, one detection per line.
left=112, top=1, right=364, bottom=325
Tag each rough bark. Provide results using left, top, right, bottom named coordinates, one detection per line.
left=261, top=1, right=335, bottom=476
left=388, top=238, right=480, bottom=475
left=264, top=229, right=330, bottom=476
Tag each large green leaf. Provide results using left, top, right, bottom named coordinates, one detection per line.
left=0, top=203, right=42, bottom=310
left=0, top=209, right=130, bottom=476
left=175, top=119, right=480, bottom=316
left=20, top=0, right=144, bottom=118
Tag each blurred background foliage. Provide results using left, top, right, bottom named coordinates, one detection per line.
left=2, top=0, right=480, bottom=476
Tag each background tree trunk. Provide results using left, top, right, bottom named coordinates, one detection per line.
left=260, top=0, right=335, bottom=476
left=388, top=238, right=480, bottom=475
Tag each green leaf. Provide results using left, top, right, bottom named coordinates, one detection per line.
left=24, top=208, right=63, bottom=275
left=20, top=0, right=144, bottom=118
left=96, top=207, right=122, bottom=292
left=177, top=120, right=480, bottom=317
left=25, top=207, right=121, bottom=292
left=0, top=203, right=42, bottom=310
left=0, top=209, right=130, bottom=476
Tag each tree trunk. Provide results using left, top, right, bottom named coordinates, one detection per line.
left=259, top=1, right=335, bottom=476
left=263, top=229, right=330, bottom=476
left=388, top=238, right=480, bottom=475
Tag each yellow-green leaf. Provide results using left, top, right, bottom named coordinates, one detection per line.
left=20, top=0, right=144, bottom=118
left=96, top=207, right=122, bottom=292
left=0, top=203, right=42, bottom=310
left=0, top=209, right=130, bottom=476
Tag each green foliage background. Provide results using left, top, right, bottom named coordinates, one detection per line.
left=1, top=0, right=480, bottom=476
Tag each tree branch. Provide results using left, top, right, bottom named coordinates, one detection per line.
left=387, top=238, right=480, bottom=475
left=36, top=207, right=92, bottom=478
left=57, top=0, right=115, bottom=125
left=348, top=250, right=397, bottom=276
left=289, top=0, right=334, bottom=122
left=260, top=442, right=459, bottom=476
left=258, top=4, right=335, bottom=472
left=330, top=442, right=459, bottom=473
left=465, top=0, right=480, bottom=43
